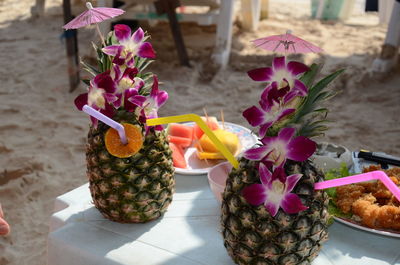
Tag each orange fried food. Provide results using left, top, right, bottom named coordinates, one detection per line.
left=105, top=123, right=143, bottom=158
left=335, top=165, right=400, bottom=231
left=352, top=194, right=400, bottom=230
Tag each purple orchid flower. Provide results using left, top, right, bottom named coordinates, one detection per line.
left=74, top=71, right=117, bottom=126
left=133, top=75, right=168, bottom=131
left=109, top=64, right=145, bottom=109
left=244, top=127, right=316, bottom=167
left=247, top=56, right=308, bottom=97
left=243, top=82, right=296, bottom=137
left=102, top=25, right=156, bottom=67
left=242, top=164, right=308, bottom=217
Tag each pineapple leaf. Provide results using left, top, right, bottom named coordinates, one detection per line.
left=307, top=69, right=345, bottom=104
left=80, top=59, right=100, bottom=77
left=299, top=63, right=320, bottom=88
left=81, top=79, right=91, bottom=86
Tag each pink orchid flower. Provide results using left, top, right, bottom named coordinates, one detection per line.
left=242, top=164, right=308, bottom=217
left=247, top=56, right=308, bottom=97
left=244, top=127, right=316, bottom=167
left=133, top=75, right=168, bottom=131
left=243, top=82, right=296, bottom=137
left=74, top=71, right=117, bottom=126
left=109, top=64, right=146, bottom=110
left=102, top=25, right=156, bottom=67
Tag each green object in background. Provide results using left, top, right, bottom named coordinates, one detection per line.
left=311, top=0, right=345, bottom=20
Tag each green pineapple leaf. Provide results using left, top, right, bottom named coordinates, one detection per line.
left=299, top=63, right=320, bottom=88
left=80, top=58, right=101, bottom=77
left=81, top=79, right=91, bottom=86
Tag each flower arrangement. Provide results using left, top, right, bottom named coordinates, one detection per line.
left=73, top=24, right=175, bottom=223
left=74, top=25, right=167, bottom=131
left=221, top=53, right=343, bottom=264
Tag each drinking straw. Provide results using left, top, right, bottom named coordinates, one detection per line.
left=314, top=170, right=400, bottom=202
left=147, top=114, right=240, bottom=169
left=82, top=105, right=128, bottom=145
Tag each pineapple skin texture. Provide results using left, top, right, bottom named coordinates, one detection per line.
left=86, top=111, right=175, bottom=223
left=221, top=158, right=330, bottom=265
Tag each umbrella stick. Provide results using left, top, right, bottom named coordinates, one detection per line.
left=95, top=24, right=106, bottom=47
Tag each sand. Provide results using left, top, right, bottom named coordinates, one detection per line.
left=0, top=0, right=399, bottom=264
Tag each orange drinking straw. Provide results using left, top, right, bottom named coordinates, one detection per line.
left=147, top=114, right=239, bottom=169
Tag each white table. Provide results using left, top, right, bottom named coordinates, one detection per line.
left=48, top=173, right=400, bottom=265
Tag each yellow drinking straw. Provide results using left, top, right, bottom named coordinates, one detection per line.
left=147, top=114, right=239, bottom=169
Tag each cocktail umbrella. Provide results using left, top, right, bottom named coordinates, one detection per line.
left=63, top=2, right=124, bottom=46
left=253, top=30, right=323, bottom=54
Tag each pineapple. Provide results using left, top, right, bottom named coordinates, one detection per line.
left=87, top=111, right=175, bottom=223
left=75, top=25, right=175, bottom=223
left=221, top=57, right=344, bottom=264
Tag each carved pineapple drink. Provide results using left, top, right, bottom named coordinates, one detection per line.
left=221, top=56, right=344, bottom=264
left=75, top=25, right=174, bottom=223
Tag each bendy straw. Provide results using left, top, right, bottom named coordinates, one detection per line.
left=314, top=170, right=400, bottom=202
left=82, top=105, right=128, bottom=145
left=147, top=114, right=239, bottom=169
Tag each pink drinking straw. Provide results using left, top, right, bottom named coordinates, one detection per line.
left=82, top=105, right=128, bottom=145
left=314, top=171, right=400, bottom=202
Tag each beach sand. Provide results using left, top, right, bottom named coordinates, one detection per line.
left=0, top=0, right=399, bottom=264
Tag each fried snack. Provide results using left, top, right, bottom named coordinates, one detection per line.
left=335, top=165, right=400, bottom=231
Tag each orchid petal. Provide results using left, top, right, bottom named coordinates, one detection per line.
left=112, top=64, right=122, bottom=82
left=285, top=174, right=303, bottom=193
left=242, top=184, right=267, bottom=206
left=278, top=127, right=296, bottom=143
left=293, top=80, right=308, bottom=96
left=114, top=24, right=131, bottom=42
left=287, top=136, right=316, bottom=161
left=272, top=56, right=286, bottom=70
left=259, top=163, right=272, bottom=186
left=129, top=95, right=147, bottom=106
left=272, top=167, right=286, bottom=183
left=93, top=71, right=116, bottom=93
left=126, top=57, right=135, bottom=68
left=281, top=193, right=308, bottom=214
left=244, top=146, right=270, bottom=161
left=155, top=90, right=168, bottom=107
left=104, top=93, right=119, bottom=104
left=74, top=93, right=88, bottom=111
left=138, top=42, right=156, bottom=59
left=287, top=61, right=309, bottom=76
left=276, top=108, right=295, bottom=121
left=247, top=67, right=273, bottom=81
left=243, top=106, right=265, bottom=127
left=102, top=45, right=123, bottom=56
left=132, top=27, right=144, bottom=43
left=259, top=122, right=273, bottom=138
left=283, top=91, right=297, bottom=104
left=264, top=199, right=279, bottom=217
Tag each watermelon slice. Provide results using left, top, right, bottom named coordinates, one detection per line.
left=167, top=123, right=194, bottom=140
left=169, top=142, right=187, bottom=168
left=168, top=135, right=192, bottom=148
left=193, top=116, right=219, bottom=140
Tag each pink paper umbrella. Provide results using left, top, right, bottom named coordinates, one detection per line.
left=253, top=30, right=323, bottom=54
left=314, top=170, right=400, bottom=203
left=63, top=2, right=124, bottom=45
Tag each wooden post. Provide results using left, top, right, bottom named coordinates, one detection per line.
left=154, top=0, right=190, bottom=67
left=62, top=0, right=80, bottom=92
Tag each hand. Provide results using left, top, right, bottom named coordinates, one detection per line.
left=0, top=203, right=10, bottom=236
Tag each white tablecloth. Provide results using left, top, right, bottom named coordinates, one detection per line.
left=47, top=173, right=400, bottom=265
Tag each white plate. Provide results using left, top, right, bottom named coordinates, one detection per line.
left=334, top=216, right=400, bottom=238
left=173, top=122, right=258, bottom=175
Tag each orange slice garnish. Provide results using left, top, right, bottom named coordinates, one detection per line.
left=105, top=123, right=143, bottom=158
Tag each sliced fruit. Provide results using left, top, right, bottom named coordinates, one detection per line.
left=168, top=135, right=192, bottom=148
left=197, top=151, right=225, bottom=160
left=193, top=116, right=219, bottom=140
left=169, top=142, right=187, bottom=168
left=105, top=123, right=143, bottom=158
left=195, top=129, right=240, bottom=160
left=167, top=123, right=194, bottom=140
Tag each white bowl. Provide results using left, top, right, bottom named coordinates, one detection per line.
left=312, top=142, right=353, bottom=171
left=207, top=161, right=232, bottom=202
